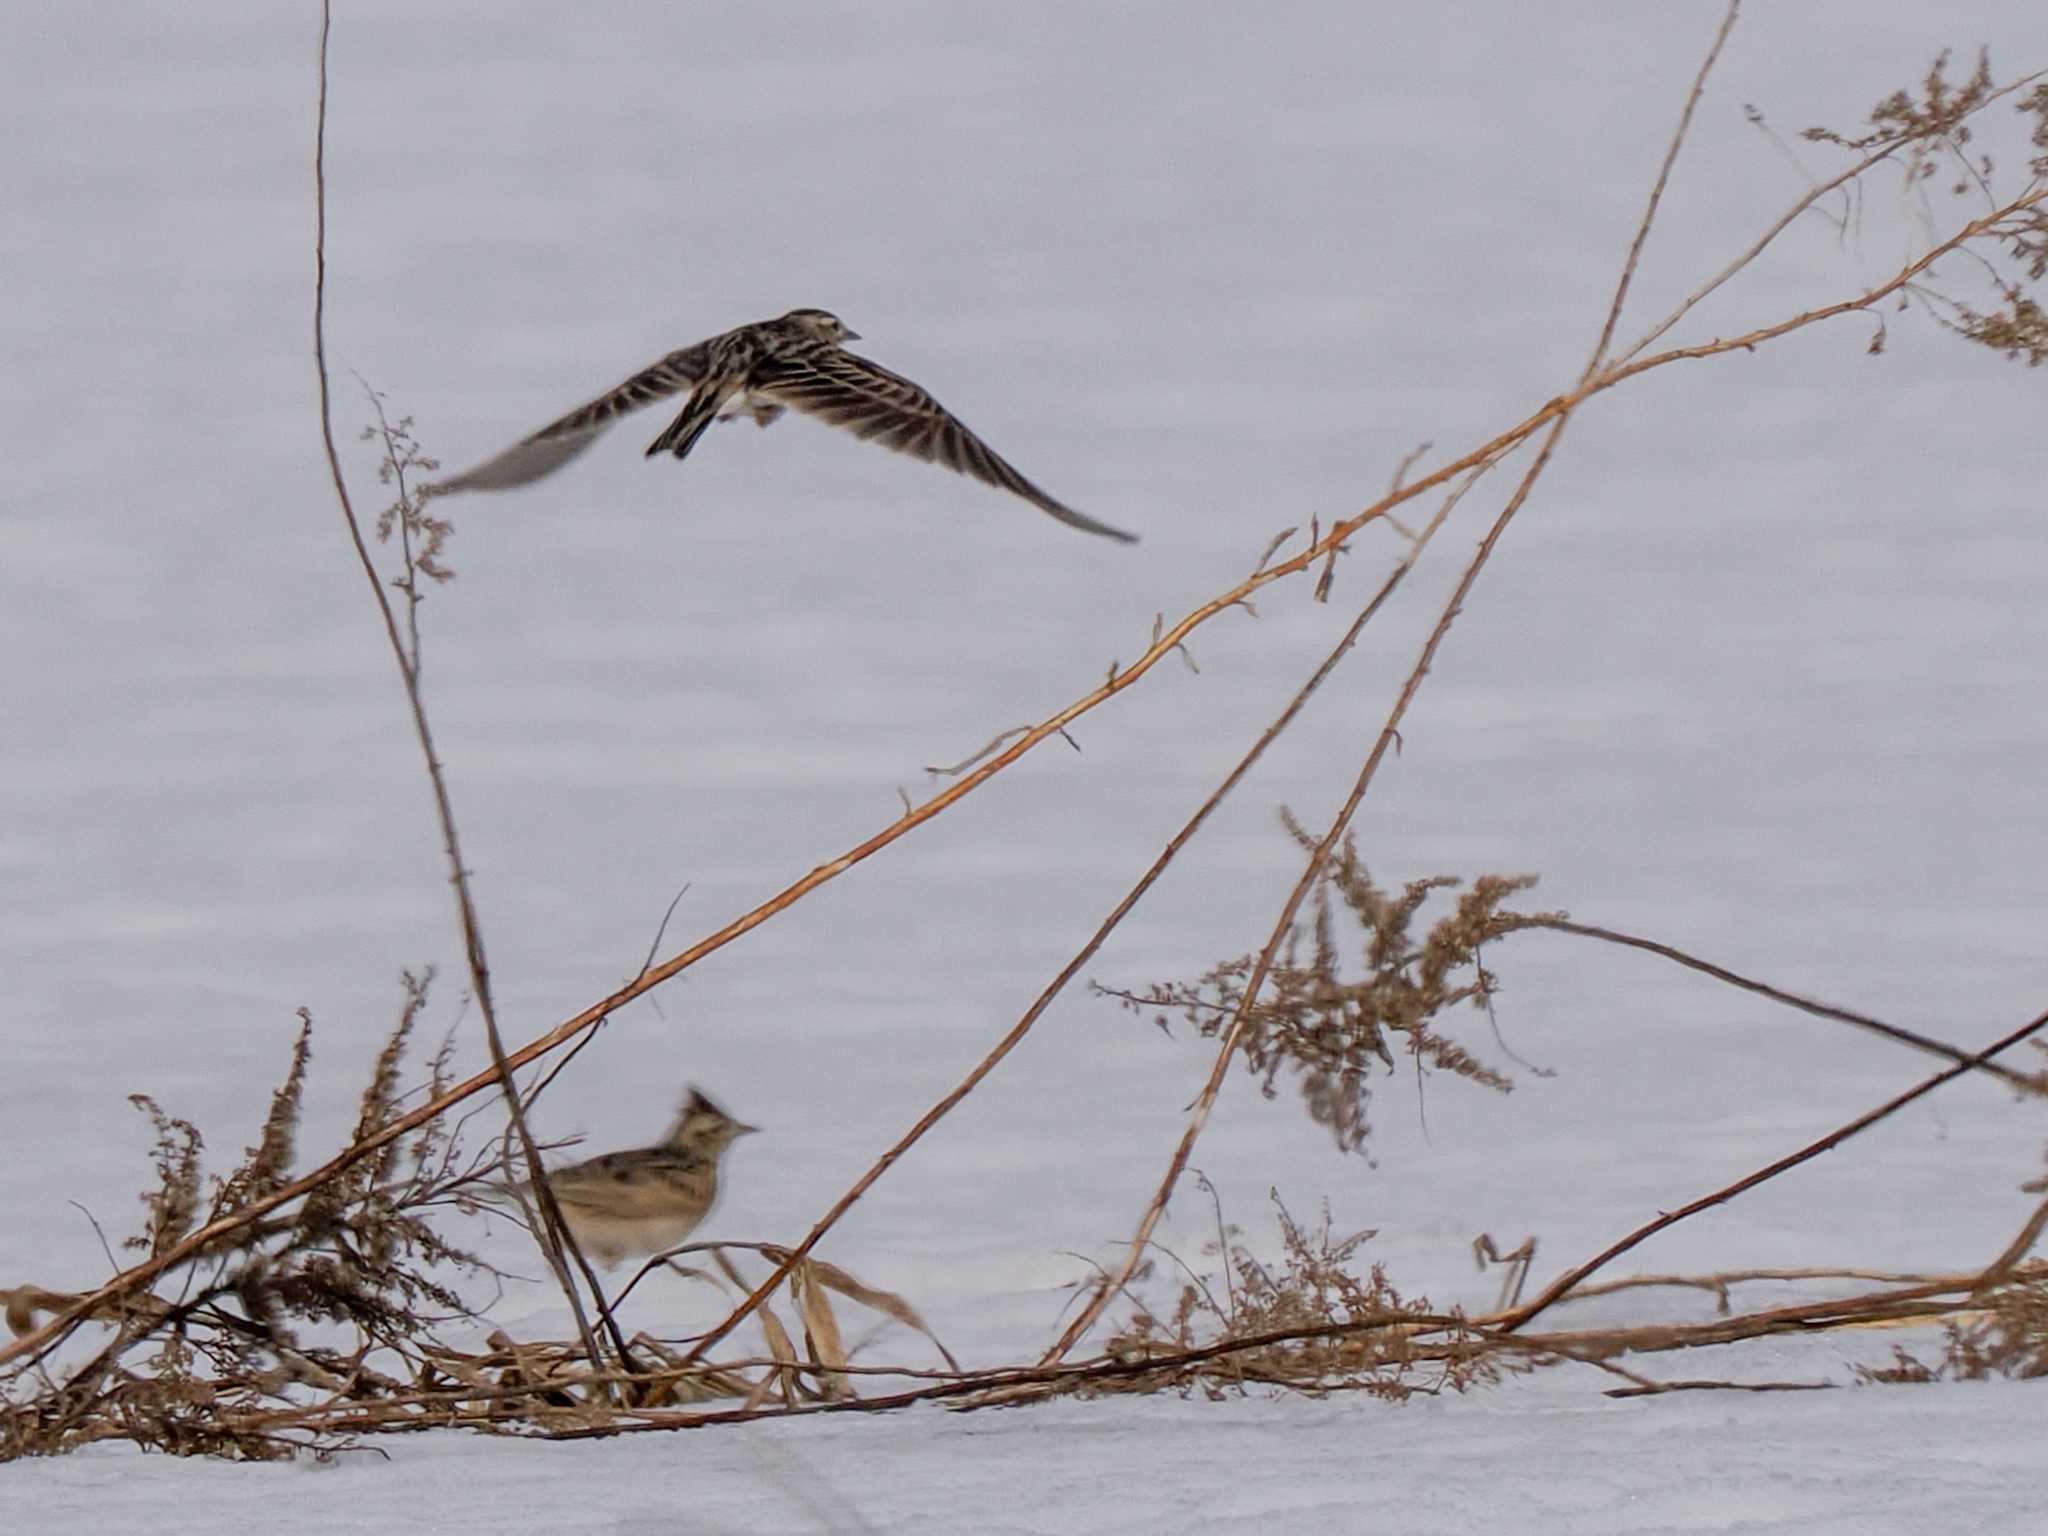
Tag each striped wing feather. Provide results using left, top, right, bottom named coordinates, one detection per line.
left=434, top=344, right=711, bottom=494
left=751, top=350, right=1137, bottom=543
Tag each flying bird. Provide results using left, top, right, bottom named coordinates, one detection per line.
left=433, top=307, right=1136, bottom=543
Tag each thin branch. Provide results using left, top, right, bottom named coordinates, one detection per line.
left=1051, top=7, right=1751, bottom=1360
left=1607, top=185, right=2045, bottom=390
left=1049, top=414, right=1577, bottom=1363
left=1534, top=917, right=2044, bottom=1089
left=1498, top=1004, right=2048, bottom=1332
left=1602, top=1376, right=1834, bottom=1399
left=1973, top=1195, right=2048, bottom=1294
left=680, top=507, right=1451, bottom=1367
left=1559, top=1264, right=1972, bottom=1306
left=308, top=0, right=612, bottom=1376
left=1587, top=0, right=1741, bottom=372
left=1618, top=67, right=2048, bottom=366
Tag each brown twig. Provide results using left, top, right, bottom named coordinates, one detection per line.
left=1602, top=1377, right=1834, bottom=1399
left=1039, top=10, right=2048, bottom=1368
left=679, top=487, right=1463, bottom=1367
left=1973, top=1196, right=2048, bottom=1294
left=1050, top=414, right=1576, bottom=1363
left=308, top=0, right=613, bottom=1377
left=1590, top=0, right=1742, bottom=370
left=1498, top=1005, right=2048, bottom=1332
left=1533, top=917, right=2044, bottom=1089
left=1045, top=6, right=1746, bottom=1362
left=1616, top=65, right=2048, bottom=367
left=1558, top=1264, right=1977, bottom=1307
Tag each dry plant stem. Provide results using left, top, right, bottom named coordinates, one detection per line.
left=1048, top=8, right=1738, bottom=1360
left=1045, top=3, right=2007, bottom=1364
left=1616, top=64, right=2048, bottom=368
left=1536, top=918, right=2040, bottom=1088
left=108, top=1246, right=2036, bottom=1445
left=1603, top=1377, right=1832, bottom=1399
left=8, top=63, right=2038, bottom=1377
left=309, top=1, right=612, bottom=1377
left=1587, top=0, right=1742, bottom=369
left=1560, top=1265, right=1971, bottom=1304
left=554, top=1278, right=1990, bottom=1437
left=1974, top=1195, right=2048, bottom=1293
left=1523, top=1278, right=1984, bottom=1354
left=564, top=1309, right=1470, bottom=1436
left=1497, top=1004, right=2048, bottom=1333
left=680, top=533, right=1444, bottom=1366
left=1048, top=414, right=1577, bottom=1364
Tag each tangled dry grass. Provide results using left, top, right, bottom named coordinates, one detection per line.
left=5, top=5, right=2047, bottom=1461
left=0, top=991, right=955, bottom=1457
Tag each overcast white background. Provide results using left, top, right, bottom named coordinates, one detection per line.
left=4, top=3, right=2045, bottom=1530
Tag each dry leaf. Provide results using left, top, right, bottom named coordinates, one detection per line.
left=793, top=1263, right=851, bottom=1400
left=759, top=1244, right=960, bottom=1371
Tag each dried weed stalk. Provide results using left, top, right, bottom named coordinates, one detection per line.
left=1048, top=24, right=2048, bottom=1363
left=0, top=978, right=508, bottom=1460
left=1103, top=821, right=1554, bottom=1153
left=1802, top=50, right=2048, bottom=364
left=1861, top=1276, right=2048, bottom=1385
left=1097, top=1187, right=1503, bottom=1402
left=0, top=985, right=963, bottom=1458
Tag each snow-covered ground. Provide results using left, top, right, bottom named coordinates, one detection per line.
left=4, top=2, right=2044, bottom=1530
left=8, top=1373, right=2043, bottom=1535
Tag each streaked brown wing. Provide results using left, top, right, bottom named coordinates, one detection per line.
left=433, top=343, right=712, bottom=495
left=750, top=349, right=1137, bottom=543
left=546, top=1151, right=660, bottom=1206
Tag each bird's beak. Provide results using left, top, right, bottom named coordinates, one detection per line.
left=842, top=329, right=862, bottom=342
left=735, top=1121, right=761, bottom=1137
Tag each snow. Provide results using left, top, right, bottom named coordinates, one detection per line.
left=7, top=1377, right=2043, bottom=1534
left=3, top=1, right=2045, bottom=1529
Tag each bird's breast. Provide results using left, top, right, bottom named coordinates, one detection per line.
left=718, top=390, right=785, bottom=429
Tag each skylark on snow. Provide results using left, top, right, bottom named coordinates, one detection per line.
left=495, top=1086, right=757, bottom=1269
left=433, top=308, right=1136, bottom=543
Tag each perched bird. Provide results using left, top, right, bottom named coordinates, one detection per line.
left=495, top=1087, right=757, bottom=1268
left=432, top=307, right=1137, bottom=543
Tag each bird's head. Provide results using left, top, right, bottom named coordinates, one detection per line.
left=780, top=307, right=859, bottom=344
left=664, top=1086, right=760, bottom=1156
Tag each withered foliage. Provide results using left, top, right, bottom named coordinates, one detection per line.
left=1105, top=816, right=1556, bottom=1152
left=0, top=977, right=957, bottom=1459
left=1, top=974, right=504, bottom=1461
left=1860, top=1276, right=2048, bottom=1386
left=1799, top=49, right=2048, bottom=365
left=1093, top=1186, right=1505, bottom=1402
left=360, top=397, right=454, bottom=584
left=1802, top=47, right=2001, bottom=157
left=1862, top=1162, right=2048, bottom=1386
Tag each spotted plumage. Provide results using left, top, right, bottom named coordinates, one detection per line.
left=434, top=308, right=1136, bottom=542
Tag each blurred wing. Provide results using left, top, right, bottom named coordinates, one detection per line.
left=542, top=1153, right=648, bottom=1215
left=750, top=349, right=1137, bottom=543
left=432, top=343, right=711, bottom=495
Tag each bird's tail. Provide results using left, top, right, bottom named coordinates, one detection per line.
left=645, top=384, right=726, bottom=462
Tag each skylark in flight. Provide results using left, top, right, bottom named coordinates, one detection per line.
left=434, top=308, right=1137, bottom=543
